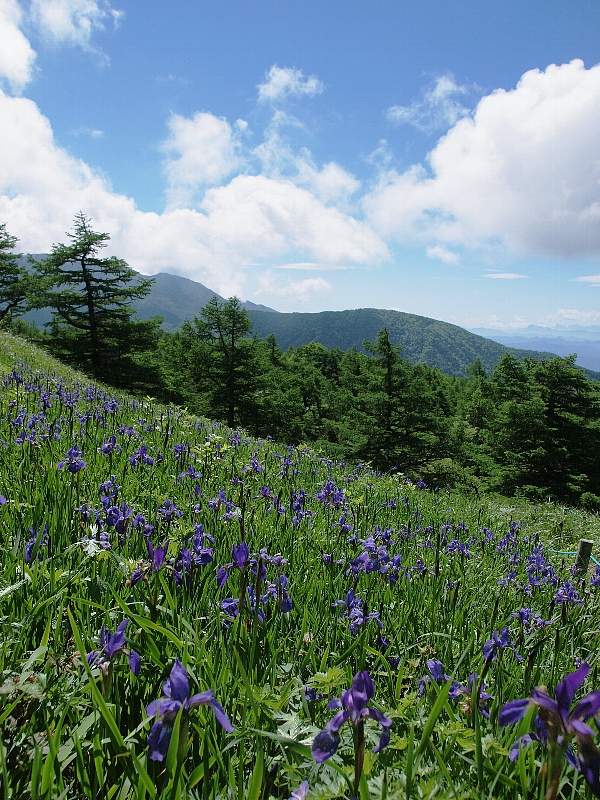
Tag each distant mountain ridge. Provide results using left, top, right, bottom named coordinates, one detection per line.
left=245, top=307, right=584, bottom=377
left=17, top=259, right=598, bottom=379
left=132, top=272, right=277, bottom=328
left=469, top=327, right=600, bottom=372
left=19, top=258, right=277, bottom=330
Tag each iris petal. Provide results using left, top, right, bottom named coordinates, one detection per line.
left=555, top=663, right=590, bottom=712
left=311, top=728, right=340, bottom=763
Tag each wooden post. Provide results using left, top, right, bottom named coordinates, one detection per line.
left=575, top=538, right=594, bottom=573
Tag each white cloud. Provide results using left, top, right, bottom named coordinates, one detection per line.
left=162, top=112, right=244, bottom=208
left=251, top=125, right=360, bottom=208
left=425, top=244, right=460, bottom=265
left=0, top=89, right=388, bottom=299
left=540, top=309, right=600, bottom=325
left=258, top=65, right=324, bottom=102
left=0, top=0, right=36, bottom=92
left=366, top=60, right=600, bottom=261
left=574, top=275, right=600, bottom=286
left=29, top=0, right=123, bottom=53
left=258, top=272, right=332, bottom=302
left=484, top=272, right=528, bottom=279
left=199, top=174, right=389, bottom=266
left=295, top=157, right=360, bottom=206
left=69, top=125, right=104, bottom=137
left=273, top=262, right=350, bottom=271
left=387, top=74, right=473, bottom=133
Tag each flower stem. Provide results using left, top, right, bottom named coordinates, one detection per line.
left=354, top=720, right=365, bottom=797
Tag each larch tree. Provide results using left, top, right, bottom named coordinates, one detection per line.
left=30, top=213, right=160, bottom=382
left=178, top=296, right=260, bottom=428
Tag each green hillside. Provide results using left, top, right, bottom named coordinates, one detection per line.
left=247, top=307, right=571, bottom=377
left=2, top=328, right=600, bottom=799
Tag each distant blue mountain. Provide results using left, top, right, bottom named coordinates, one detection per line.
left=469, top=327, right=600, bottom=372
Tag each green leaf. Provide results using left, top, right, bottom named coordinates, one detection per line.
left=165, top=706, right=183, bottom=776
left=246, top=741, right=263, bottom=800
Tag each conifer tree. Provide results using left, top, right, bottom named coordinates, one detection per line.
left=179, top=296, right=260, bottom=428
left=0, top=223, right=29, bottom=324
left=31, top=213, right=159, bottom=382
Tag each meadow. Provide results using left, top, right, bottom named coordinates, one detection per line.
left=1, top=330, right=600, bottom=800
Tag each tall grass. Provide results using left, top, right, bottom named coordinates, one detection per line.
left=0, top=330, right=599, bottom=799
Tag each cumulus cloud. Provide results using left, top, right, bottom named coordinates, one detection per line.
left=0, top=0, right=37, bottom=92
left=162, top=112, right=244, bottom=208
left=258, top=65, right=324, bottom=102
left=295, top=158, right=360, bottom=206
left=425, top=244, right=459, bottom=265
left=366, top=60, right=600, bottom=261
left=199, top=174, right=388, bottom=266
left=251, top=125, right=360, bottom=208
left=0, top=88, right=388, bottom=298
left=258, top=272, right=332, bottom=302
left=387, top=74, right=473, bottom=133
left=29, top=0, right=123, bottom=52
left=540, top=309, right=600, bottom=325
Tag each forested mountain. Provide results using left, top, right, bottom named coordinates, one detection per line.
left=246, top=307, right=565, bottom=377
left=133, top=272, right=276, bottom=329
left=18, top=259, right=565, bottom=377
left=157, top=298, right=600, bottom=507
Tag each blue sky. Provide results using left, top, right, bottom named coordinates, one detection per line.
left=2, top=1, right=600, bottom=329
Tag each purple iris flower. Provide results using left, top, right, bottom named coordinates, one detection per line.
left=177, top=464, right=202, bottom=483
left=311, top=671, right=392, bottom=763
left=499, top=663, right=600, bottom=797
left=146, top=659, right=233, bottom=761
left=25, top=523, right=48, bottom=563
left=510, top=608, right=553, bottom=635
left=217, top=541, right=250, bottom=588
left=482, top=627, right=523, bottom=663
left=86, top=620, right=141, bottom=677
left=101, top=435, right=121, bottom=456
left=147, top=538, right=170, bottom=571
left=417, top=659, right=451, bottom=697
left=288, top=782, right=309, bottom=800
left=316, top=480, right=345, bottom=509
left=129, top=445, right=154, bottom=468
left=57, top=445, right=86, bottom=473
left=262, top=574, right=293, bottom=612
left=553, top=580, right=583, bottom=606
left=128, top=539, right=170, bottom=586
left=158, top=498, right=182, bottom=525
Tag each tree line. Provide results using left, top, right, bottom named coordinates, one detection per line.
left=3, top=215, right=600, bottom=507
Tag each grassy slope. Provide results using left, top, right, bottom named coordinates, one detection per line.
left=1, top=330, right=600, bottom=798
